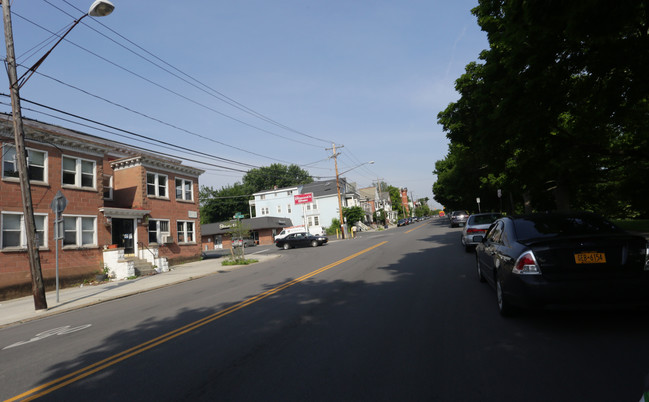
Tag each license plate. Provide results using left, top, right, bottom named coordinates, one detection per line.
left=574, top=252, right=606, bottom=264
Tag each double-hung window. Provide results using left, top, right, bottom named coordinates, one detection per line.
left=147, top=173, right=168, bottom=198
left=177, top=221, right=195, bottom=243
left=62, top=156, right=95, bottom=189
left=148, top=219, right=170, bottom=243
left=103, top=175, right=113, bottom=200
left=175, top=178, right=193, bottom=201
left=1, top=212, right=47, bottom=249
left=2, top=145, right=47, bottom=182
left=62, top=216, right=96, bottom=247
left=287, top=204, right=292, bottom=213
left=277, top=205, right=282, bottom=214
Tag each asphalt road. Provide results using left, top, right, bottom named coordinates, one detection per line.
left=1, top=219, right=649, bottom=401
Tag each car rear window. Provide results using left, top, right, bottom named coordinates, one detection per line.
left=470, top=214, right=501, bottom=225
left=513, top=213, right=622, bottom=240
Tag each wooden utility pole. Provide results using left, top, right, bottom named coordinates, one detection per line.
left=327, top=143, right=346, bottom=239
left=2, top=0, right=47, bottom=310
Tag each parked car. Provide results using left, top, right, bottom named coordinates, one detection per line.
left=474, top=212, right=649, bottom=316
left=461, top=212, right=502, bottom=252
left=397, top=219, right=408, bottom=227
left=275, top=232, right=328, bottom=250
left=232, top=238, right=256, bottom=247
left=450, top=210, right=469, bottom=227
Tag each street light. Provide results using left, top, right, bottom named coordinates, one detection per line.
left=335, top=160, right=374, bottom=239
left=2, top=0, right=115, bottom=310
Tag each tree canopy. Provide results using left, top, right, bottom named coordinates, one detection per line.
left=434, top=0, right=649, bottom=218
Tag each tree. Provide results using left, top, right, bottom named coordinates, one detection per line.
left=227, top=220, right=251, bottom=261
left=243, top=163, right=312, bottom=192
left=435, top=0, right=649, bottom=217
left=342, top=206, right=365, bottom=228
left=199, top=183, right=250, bottom=224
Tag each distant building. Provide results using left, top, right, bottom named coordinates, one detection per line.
left=201, top=216, right=293, bottom=249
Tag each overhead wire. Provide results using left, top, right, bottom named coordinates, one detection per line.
left=54, top=0, right=333, bottom=145
left=11, top=10, right=325, bottom=149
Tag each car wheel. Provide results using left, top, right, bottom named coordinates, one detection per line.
left=311, top=240, right=319, bottom=247
left=283, top=243, right=290, bottom=250
left=496, top=275, right=515, bottom=316
left=476, top=256, right=486, bottom=283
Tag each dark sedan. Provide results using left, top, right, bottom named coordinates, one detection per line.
left=275, top=232, right=328, bottom=250
left=474, top=212, right=649, bottom=315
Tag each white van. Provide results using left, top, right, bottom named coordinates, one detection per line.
left=275, top=225, right=324, bottom=240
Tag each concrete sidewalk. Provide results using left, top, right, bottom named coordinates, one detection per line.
left=0, top=252, right=279, bottom=329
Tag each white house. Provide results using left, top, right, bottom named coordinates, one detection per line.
left=250, top=179, right=360, bottom=231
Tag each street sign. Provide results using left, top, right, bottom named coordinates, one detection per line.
left=294, top=193, right=313, bottom=204
left=233, top=212, right=244, bottom=219
left=50, top=190, right=67, bottom=214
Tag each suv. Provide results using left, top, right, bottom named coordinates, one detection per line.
left=449, top=210, right=469, bottom=227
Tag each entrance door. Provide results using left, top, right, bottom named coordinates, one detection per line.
left=112, top=218, right=135, bottom=254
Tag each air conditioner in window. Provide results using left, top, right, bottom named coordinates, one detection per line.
left=161, top=235, right=173, bottom=244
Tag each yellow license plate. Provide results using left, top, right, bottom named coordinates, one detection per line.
left=574, top=252, right=606, bottom=264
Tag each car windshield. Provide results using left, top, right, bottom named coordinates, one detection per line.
left=513, top=213, right=623, bottom=240
left=470, top=214, right=501, bottom=225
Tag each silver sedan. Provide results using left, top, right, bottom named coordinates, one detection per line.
left=461, top=212, right=502, bottom=252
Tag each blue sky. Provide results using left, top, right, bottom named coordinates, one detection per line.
left=3, top=0, right=488, bottom=210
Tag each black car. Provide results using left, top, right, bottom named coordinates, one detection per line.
left=397, top=219, right=408, bottom=227
left=474, top=212, right=649, bottom=315
left=275, top=232, right=328, bottom=250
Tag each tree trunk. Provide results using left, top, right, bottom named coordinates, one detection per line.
left=553, top=180, right=571, bottom=212
left=523, top=192, right=533, bottom=214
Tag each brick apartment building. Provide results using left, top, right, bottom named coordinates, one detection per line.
left=0, top=114, right=203, bottom=299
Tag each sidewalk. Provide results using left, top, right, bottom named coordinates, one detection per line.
left=0, top=252, right=279, bottom=329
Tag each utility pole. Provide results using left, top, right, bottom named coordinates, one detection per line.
left=2, top=1, right=47, bottom=310
left=327, top=143, right=346, bottom=239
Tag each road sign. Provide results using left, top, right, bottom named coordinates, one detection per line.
left=233, top=212, right=244, bottom=219
left=294, top=193, right=313, bottom=204
left=50, top=190, right=67, bottom=214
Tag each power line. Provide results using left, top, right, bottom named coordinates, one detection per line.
left=15, top=6, right=329, bottom=149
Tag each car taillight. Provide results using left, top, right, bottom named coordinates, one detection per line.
left=645, top=242, right=649, bottom=271
left=512, top=251, right=541, bottom=275
left=466, top=228, right=486, bottom=234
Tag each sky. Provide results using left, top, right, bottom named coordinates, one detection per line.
left=2, top=0, right=489, bottom=210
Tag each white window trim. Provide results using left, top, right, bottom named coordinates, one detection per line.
left=1, top=211, right=48, bottom=250
left=149, top=219, right=171, bottom=243
left=177, top=220, right=196, bottom=244
left=62, top=155, right=96, bottom=189
left=2, top=144, right=48, bottom=184
left=103, top=174, right=113, bottom=200
left=175, top=178, right=194, bottom=201
left=62, top=215, right=97, bottom=248
left=147, top=172, right=169, bottom=199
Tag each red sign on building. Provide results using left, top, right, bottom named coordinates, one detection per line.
left=294, top=193, right=313, bottom=204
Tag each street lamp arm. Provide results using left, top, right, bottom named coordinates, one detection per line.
left=13, top=0, right=114, bottom=90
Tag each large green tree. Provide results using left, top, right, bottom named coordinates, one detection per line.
left=242, top=163, right=313, bottom=192
left=435, top=0, right=649, bottom=217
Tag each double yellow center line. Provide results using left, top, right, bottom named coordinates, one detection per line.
left=8, top=241, right=388, bottom=401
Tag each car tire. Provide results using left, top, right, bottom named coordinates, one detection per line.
left=283, top=243, right=290, bottom=250
left=311, top=240, right=319, bottom=247
left=496, top=275, right=515, bottom=316
left=476, top=256, right=486, bottom=283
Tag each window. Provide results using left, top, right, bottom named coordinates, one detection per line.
left=260, top=207, right=269, bottom=216
left=62, top=156, right=95, bottom=188
left=306, top=201, right=318, bottom=211
left=175, top=178, right=193, bottom=201
left=147, top=173, right=168, bottom=198
left=63, top=216, right=96, bottom=247
left=2, top=145, right=47, bottom=182
left=1, top=212, right=47, bottom=249
left=148, top=219, right=170, bottom=243
left=287, top=204, right=292, bottom=214
left=177, top=221, right=195, bottom=243
left=308, top=216, right=320, bottom=226
left=277, top=205, right=282, bottom=214
left=103, top=175, right=113, bottom=200
left=260, top=194, right=265, bottom=200
left=287, top=190, right=293, bottom=196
